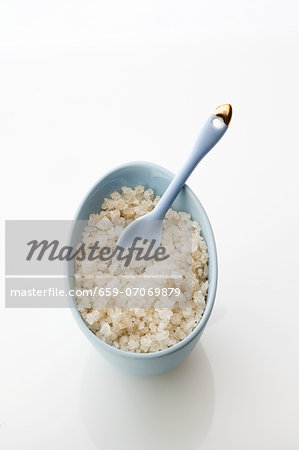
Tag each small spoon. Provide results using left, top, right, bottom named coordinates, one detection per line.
left=116, top=104, right=232, bottom=250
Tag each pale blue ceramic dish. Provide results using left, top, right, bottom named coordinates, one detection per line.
left=68, top=161, right=217, bottom=376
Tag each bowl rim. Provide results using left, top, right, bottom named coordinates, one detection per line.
left=69, top=160, right=218, bottom=359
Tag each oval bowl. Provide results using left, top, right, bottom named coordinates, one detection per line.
left=68, top=161, right=217, bottom=376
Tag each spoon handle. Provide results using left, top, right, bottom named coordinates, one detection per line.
left=152, top=109, right=231, bottom=220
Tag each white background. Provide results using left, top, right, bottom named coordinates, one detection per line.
left=1, top=1, right=299, bottom=449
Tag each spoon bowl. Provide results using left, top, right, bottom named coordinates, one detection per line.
left=115, top=211, right=162, bottom=251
